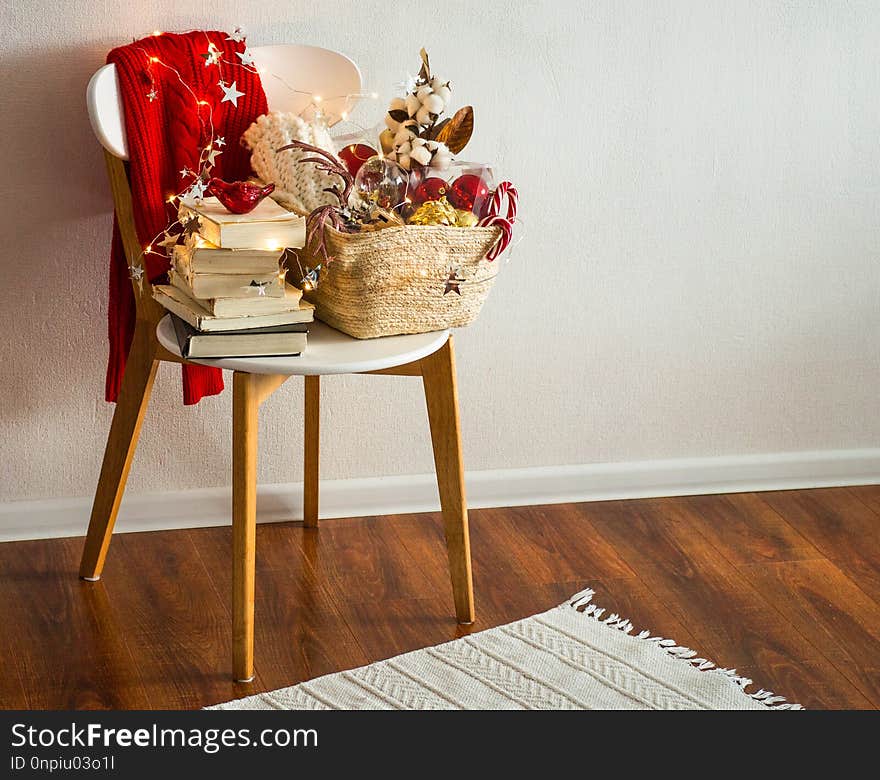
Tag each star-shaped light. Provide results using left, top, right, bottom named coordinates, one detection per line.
left=236, top=48, right=256, bottom=68
left=248, top=280, right=269, bottom=296
left=129, top=263, right=145, bottom=293
left=443, top=267, right=465, bottom=296
left=206, top=148, right=222, bottom=166
left=181, top=215, right=202, bottom=239
left=301, top=264, right=322, bottom=290
left=218, top=80, right=244, bottom=107
left=214, top=136, right=226, bottom=147
left=226, top=27, right=246, bottom=43
left=179, top=167, right=191, bottom=179
left=202, top=43, right=221, bottom=67
left=183, top=179, right=208, bottom=201
left=146, top=88, right=158, bottom=102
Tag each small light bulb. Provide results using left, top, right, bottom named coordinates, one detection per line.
left=149, top=56, right=159, bottom=63
left=145, top=244, right=152, bottom=253
left=197, top=100, right=209, bottom=106
left=166, top=195, right=176, bottom=203
left=152, top=30, right=162, bottom=36
left=313, top=95, right=322, bottom=103
left=370, top=91, right=379, bottom=99
left=341, top=111, right=349, bottom=121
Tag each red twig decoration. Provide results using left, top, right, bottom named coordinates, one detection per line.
left=277, top=141, right=358, bottom=266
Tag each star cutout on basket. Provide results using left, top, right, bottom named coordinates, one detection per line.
left=146, top=88, right=158, bottom=102
left=443, top=266, right=465, bottom=296
left=248, top=280, right=269, bottom=296
left=236, top=48, right=256, bottom=68
left=214, top=136, right=226, bottom=147
left=202, top=43, right=221, bottom=67
left=226, top=27, right=246, bottom=43
left=218, top=80, right=244, bottom=107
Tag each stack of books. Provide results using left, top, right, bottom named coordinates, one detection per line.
left=152, top=196, right=312, bottom=359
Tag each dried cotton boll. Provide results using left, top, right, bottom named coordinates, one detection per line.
left=389, top=97, right=406, bottom=113
left=405, top=93, right=421, bottom=117
left=410, top=145, right=432, bottom=166
left=416, top=84, right=433, bottom=101
left=415, top=106, right=432, bottom=125
left=396, top=140, right=412, bottom=155
left=394, top=126, right=415, bottom=145
left=423, top=93, right=445, bottom=114
left=434, top=85, right=451, bottom=105
left=398, top=153, right=411, bottom=170
left=385, top=113, right=400, bottom=131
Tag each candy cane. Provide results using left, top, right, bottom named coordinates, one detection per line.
left=478, top=214, right=513, bottom=261
left=484, top=181, right=518, bottom=221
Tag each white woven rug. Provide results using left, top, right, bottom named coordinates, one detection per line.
left=210, top=589, right=802, bottom=710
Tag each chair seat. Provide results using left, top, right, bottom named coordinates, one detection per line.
left=156, top=314, right=449, bottom=375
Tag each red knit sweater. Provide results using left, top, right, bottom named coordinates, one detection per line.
left=105, top=31, right=268, bottom=405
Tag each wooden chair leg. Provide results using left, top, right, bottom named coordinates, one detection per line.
left=303, top=375, right=320, bottom=528
left=79, top=321, right=159, bottom=581
left=420, top=336, right=475, bottom=624
left=232, top=372, right=259, bottom=682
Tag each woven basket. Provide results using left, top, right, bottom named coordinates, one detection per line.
left=299, top=223, right=503, bottom=339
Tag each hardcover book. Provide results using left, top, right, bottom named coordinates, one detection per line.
left=170, top=314, right=308, bottom=359
left=153, top=284, right=314, bottom=332
left=178, top=196, right=306, bottom=250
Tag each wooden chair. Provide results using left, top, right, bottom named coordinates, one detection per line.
left=83, top=44, right=475, bottom=682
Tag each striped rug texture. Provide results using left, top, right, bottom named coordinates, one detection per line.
left=210, top=588, right=802, bottom=710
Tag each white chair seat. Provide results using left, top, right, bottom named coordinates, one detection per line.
left=157, top=314, right=449, bottom=375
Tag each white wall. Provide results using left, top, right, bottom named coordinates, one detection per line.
left=2, top=2, right=878, bottom=514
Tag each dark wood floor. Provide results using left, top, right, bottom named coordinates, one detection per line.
left=1, top=486, right=879, bottom=709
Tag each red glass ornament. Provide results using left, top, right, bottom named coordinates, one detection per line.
left=338, top=144, right=378, bottom=177
left=412, top=177, right=449, bottom=205
left=207, top=179, right=276, bottom=214
left=447, top=174, right=490, bottom=213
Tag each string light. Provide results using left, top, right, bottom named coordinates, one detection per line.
left=128, top=26, right=383, bottom=290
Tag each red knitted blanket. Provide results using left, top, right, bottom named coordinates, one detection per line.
left=106, top=31, right=268, bottom=404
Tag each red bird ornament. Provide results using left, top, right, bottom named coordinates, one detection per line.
left=207, top=178, right=276, bottom=214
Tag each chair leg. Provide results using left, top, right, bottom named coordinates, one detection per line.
left=79, top=321, right=159, bottom=581
left=303, top=375, right=320, bottom=528
left=232, top=372, right=259, bottom=682
left=421, top=336, right=475, bottom=624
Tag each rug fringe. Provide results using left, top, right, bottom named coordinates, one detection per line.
left=564, top=588, right=804, bottom=710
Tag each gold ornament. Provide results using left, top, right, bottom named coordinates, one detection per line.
left=454, top=209, right=478, bottom=227
left=407, top=196, right=458, bottom=226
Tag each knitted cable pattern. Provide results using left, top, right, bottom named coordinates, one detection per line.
left=242, top=112, right=341, bottom=215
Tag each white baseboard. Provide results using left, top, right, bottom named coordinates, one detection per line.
left=1, top=448, right=878, bottom=543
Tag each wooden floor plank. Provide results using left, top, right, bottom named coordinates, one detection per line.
left=846, top=485, right=880, bottom=518
left=581, top=497, right=872, bottom=709
left=761, top=489, right=880, bottom=605
left=0, top=538, right=150, bottom=709
left=2, top=486, right=878, bottom=710
left=103, top=530, right=259, bottom=708
left=736, top=558, right=880, bottom=707
left=662, top=493, right=824, bottom=564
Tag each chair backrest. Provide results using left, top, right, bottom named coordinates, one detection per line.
left=87, top=43, right=362, bottom=160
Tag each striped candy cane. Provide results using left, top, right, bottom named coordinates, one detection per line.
left=484, top=181, right=518, bottom=221
left=479, top=181, right=518, bottom=260
left=478, top=215, right=513, bottom=261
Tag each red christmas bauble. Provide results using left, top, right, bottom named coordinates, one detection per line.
left=413, top=177, right=449, bottom=205
left=338, top=144, right=377, bottom=177
left=447, top=174, right=490, bottom=213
